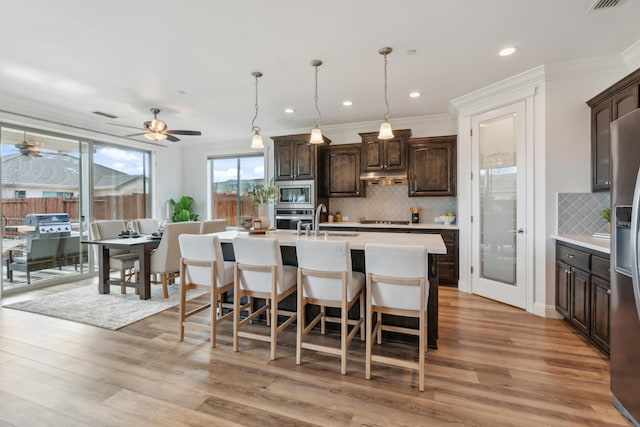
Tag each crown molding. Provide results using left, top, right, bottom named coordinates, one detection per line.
left=622, top=38, right=640, bottom=72
left=544, top=55, right=627, bottom=81
left=449, top=65, right=545, bottom=117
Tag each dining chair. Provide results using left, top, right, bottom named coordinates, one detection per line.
left=90, top=220, right=138, bottom=294
left=178, top=233, right=234, bottom=347
left=295, top=239, right=364, bottom=375
left=134, top=218, right=161, bottom=235
left=200, top=219, right=227, bottom=234
left=136, top=221, right=201, bottom=298
left=232, top=236, right=297, bottom=360
left=364, top=243, right=429, bottom=391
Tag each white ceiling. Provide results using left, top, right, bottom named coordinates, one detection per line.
left=1, top=0, right=639, bottom=146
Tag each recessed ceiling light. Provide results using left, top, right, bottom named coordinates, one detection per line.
left=499, top=47, right=518, bottom=57
left=342, top=100, right=353, bottom=106
left=284, top=108, right=295, bottom=113
left=407, top=49, right=417, bottom=55
left=177, top=90, right=186, bottom=95
left=409, top=92, right=421, bottom=98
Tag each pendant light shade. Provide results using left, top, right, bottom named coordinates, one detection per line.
left=309, top=59, right=325, bottom=144
left=250, top=71, right=264, bottom=149
left=378, top=47, right=394, bottom=140
left=145, top=132, right=168, bottom=141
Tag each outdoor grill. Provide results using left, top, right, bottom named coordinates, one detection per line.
left=25, top=213, right=71, bottom=246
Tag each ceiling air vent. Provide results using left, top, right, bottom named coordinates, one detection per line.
left=91, top=111, right=118, bottom=119
left=588, top=0, right=625, bottom=12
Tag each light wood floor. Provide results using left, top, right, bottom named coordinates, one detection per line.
left=0, top=279, right=629, bottom=426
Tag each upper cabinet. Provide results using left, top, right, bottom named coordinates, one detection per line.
left=319, top=144, right=364, bottom=198
left=587, top=68, right=640, bottom=192
left=408, top=135, right=457, bottom=197
left=272, top=134, right=330, bottom=181
left=359, top=129, right=412, bottom=173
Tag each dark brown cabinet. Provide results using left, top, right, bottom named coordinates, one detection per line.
left=273, top=134, right=330, bottom=181
left=320, top=144, right=364, bottom=198
left=587, top=68, right=640, bottom=192
left=555, top=241, right=610, bottom=355
left=359, top=129, right=411, bottom=173
left=408, top=135, right=457, bottom=197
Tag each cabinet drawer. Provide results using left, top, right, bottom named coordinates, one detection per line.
left=592, top=255, right=611, bottom=280
left=557, top=245, right=590, bottom=271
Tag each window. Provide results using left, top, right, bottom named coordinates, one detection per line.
left=14, top=190, right=25, bottom=198
left=210, top=155, right=264, bottom=226
left=43, top=191, right=73, bottom=198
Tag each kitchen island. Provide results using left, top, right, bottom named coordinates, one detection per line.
left=215, top=229, right=446, bottom=348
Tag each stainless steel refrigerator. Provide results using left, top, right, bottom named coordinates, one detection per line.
left=611, top=107, right=640, bottom=426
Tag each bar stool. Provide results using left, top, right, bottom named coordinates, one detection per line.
left=232, top=236, right=297, bottom=360
left=178, top=233, right=234, bottom=347
left=296, top=239, right=364, bottom=375
left=364, top=243, right=429, bottom=391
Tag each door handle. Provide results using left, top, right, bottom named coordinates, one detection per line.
left=508, top=228, right=525, bottom=233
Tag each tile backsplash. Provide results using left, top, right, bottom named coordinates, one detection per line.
left=328, top=185, right=456, bottom=223
left=558, top=192, right=610, bottom=235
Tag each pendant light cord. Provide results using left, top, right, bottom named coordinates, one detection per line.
left=383, top=51, right=390, bottom=121
left=314, top=63, right=322, bottom=127
left=251, top=72, right=261, bottom=133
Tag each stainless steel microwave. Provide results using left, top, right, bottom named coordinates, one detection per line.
left=275, top=180, right=315, bottom=209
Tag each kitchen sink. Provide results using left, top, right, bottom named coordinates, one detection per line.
left=325, top=232, right=360, bottom=237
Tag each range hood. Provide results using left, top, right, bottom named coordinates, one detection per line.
left=360, top=170, right=408, bottom=186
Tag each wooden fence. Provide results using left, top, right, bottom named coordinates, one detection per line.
left=213, top=193, right=255, bottom=227
left=2, top=195, right=147, bottom=236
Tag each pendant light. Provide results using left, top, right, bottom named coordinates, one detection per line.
left=378, top=47, right=394, bottom=140
left=250, top=71, right=264, bottom=149
left=309, top=59, right=325, bottom=144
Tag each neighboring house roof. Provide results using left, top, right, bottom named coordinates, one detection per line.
left=1, top=152, right=142, bottom=190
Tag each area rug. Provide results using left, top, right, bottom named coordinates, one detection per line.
left=2, top=284, right=207, bottom=330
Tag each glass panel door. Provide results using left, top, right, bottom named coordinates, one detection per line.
left=471, top=102, right=527, bottom=309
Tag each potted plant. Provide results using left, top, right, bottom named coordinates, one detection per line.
left=246, top=184, right=278, bottom=228
left=599, top=207, right=611, bottom=233
left=169, top=196, right=200, bottom=222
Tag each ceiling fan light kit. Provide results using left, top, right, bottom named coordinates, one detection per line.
left=378, top=46, right=394, bottom=140
left=15, top=131, right=43, bottom=158
left=250, top=71, right=265, bottom=150
left=110, top=107, right=201, bottom=143
left=309, top=59, right=325, bottom=144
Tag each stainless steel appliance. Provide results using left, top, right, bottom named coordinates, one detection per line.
left=275, top=180, right=316, bottom=229
left=275, top=208, right=314, bottom=230
left=611, top=108, right=640, bottom=426
left=275, top=180, right=315, bottom=209
left=25, top=213, right=72, bottom=245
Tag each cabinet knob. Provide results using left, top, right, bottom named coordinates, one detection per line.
left=567, top=254, right=575, bottom=259
left=607, top=289, right=612, bottom=295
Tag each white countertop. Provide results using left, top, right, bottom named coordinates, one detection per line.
left=215, top=229, right=447, bottom=254
left=551, top=234, right=610, bottom=255
left=319, top=221, right=459, bottom=231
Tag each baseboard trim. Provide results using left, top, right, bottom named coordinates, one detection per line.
left=532, top=301, right=562, bottom=319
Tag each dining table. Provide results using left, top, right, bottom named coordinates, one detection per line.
left=214, top=229, right=446, bottom=348
left=83, top=236, right=161, bottom=300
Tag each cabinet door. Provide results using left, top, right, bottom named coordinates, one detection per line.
left=408, top=136, right=457, bottom=197
left=612, top=85, right=639, bottom=120
left=383, top=138, right=406, bottom=171
left=362, top=139, right=384, bottom=172
left=275, top=141, right=294, bottom=181
left=556, top=261, right=571, bottom=318
left=570, top=268, right=590, bottom=335
left=591, top=101, right=612, bottom=192
left=324, top=146, right=364, bottom=197
left=294, top=141, right=315, bottom=180
left=591, top=276, right=611, bottom=353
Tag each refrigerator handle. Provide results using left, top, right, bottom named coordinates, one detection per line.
left=629, top=169, right=640, bottom=322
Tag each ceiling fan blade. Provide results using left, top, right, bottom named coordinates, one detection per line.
left=31, top=152, right=43, bottom=158
left=166, top=134, right=181, bottom=142
left=106, top=123, right=145, bottom=131
left=124, top=132, right=148, bottom=137
left=164, top=130, right=202, bottom=136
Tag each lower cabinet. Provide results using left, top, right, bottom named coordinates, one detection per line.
left=319, top=226, right=459, bottom=286
left=555, top=241, right=610, bottom=356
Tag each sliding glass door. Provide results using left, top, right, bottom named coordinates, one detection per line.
left=0, top=125, right=152, bottom=295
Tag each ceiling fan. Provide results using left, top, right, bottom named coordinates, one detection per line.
left=108, top=108, right=202, bottom=142
left=15, top=133, right=42, bottom=158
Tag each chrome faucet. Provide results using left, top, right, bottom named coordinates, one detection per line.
left=314, top=203, right=326, bottom=236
